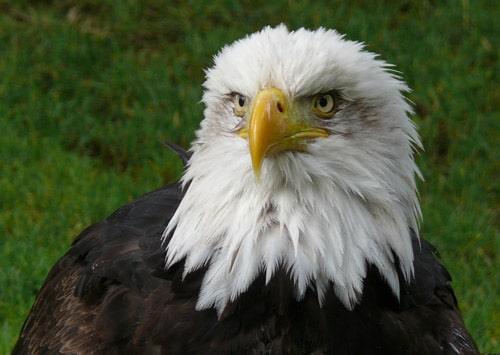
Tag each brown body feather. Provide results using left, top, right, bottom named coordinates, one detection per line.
left=13, top=178, right=479, bottom=354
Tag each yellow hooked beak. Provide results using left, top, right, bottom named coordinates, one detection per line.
left=238, top=88, right=329, bottom=179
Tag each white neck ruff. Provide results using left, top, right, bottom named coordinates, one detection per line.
left=164, top=134, right=419, bottom=315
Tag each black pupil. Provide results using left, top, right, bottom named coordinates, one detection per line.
left=238, top=96, right=245, bottom=107
left=319, top=96, right=329, bottom=108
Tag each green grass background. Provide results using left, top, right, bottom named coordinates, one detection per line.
left=0, top=0, right=498, bottom=353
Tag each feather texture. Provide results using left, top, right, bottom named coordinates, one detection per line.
left=14, top=25, right=479, bottom=354
left=14, top=179, right=478, bottom=354
left=165, top=25, right=421, bottom=313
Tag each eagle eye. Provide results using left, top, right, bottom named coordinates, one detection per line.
left=233, top=94, right=248, bottom=117
left=313, top=92, right=338, bottom=118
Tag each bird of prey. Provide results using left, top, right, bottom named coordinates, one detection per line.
left=13, top=25, right=479, bottom=354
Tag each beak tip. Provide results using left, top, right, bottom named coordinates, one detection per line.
left=252, top=162, right=262, bottom=182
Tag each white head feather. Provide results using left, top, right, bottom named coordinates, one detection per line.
left=164, top=25, right=422, bottom=314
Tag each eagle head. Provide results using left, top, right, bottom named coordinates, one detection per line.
left=164, top=25, right=422, bottom=314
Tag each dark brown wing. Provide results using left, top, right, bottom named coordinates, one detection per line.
left=13, top=184, right=479, bottom=354
left=12, top=184, right=184, bottom=354
left=346, top=234, right=481, bottom=354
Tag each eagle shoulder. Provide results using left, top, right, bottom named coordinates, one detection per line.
left=12, top=184, right=183, bottom=353
left=12, top=190, right=479, bottom=354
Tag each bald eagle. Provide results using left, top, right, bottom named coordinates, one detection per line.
left=14, top=25, right=479, bottom=354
